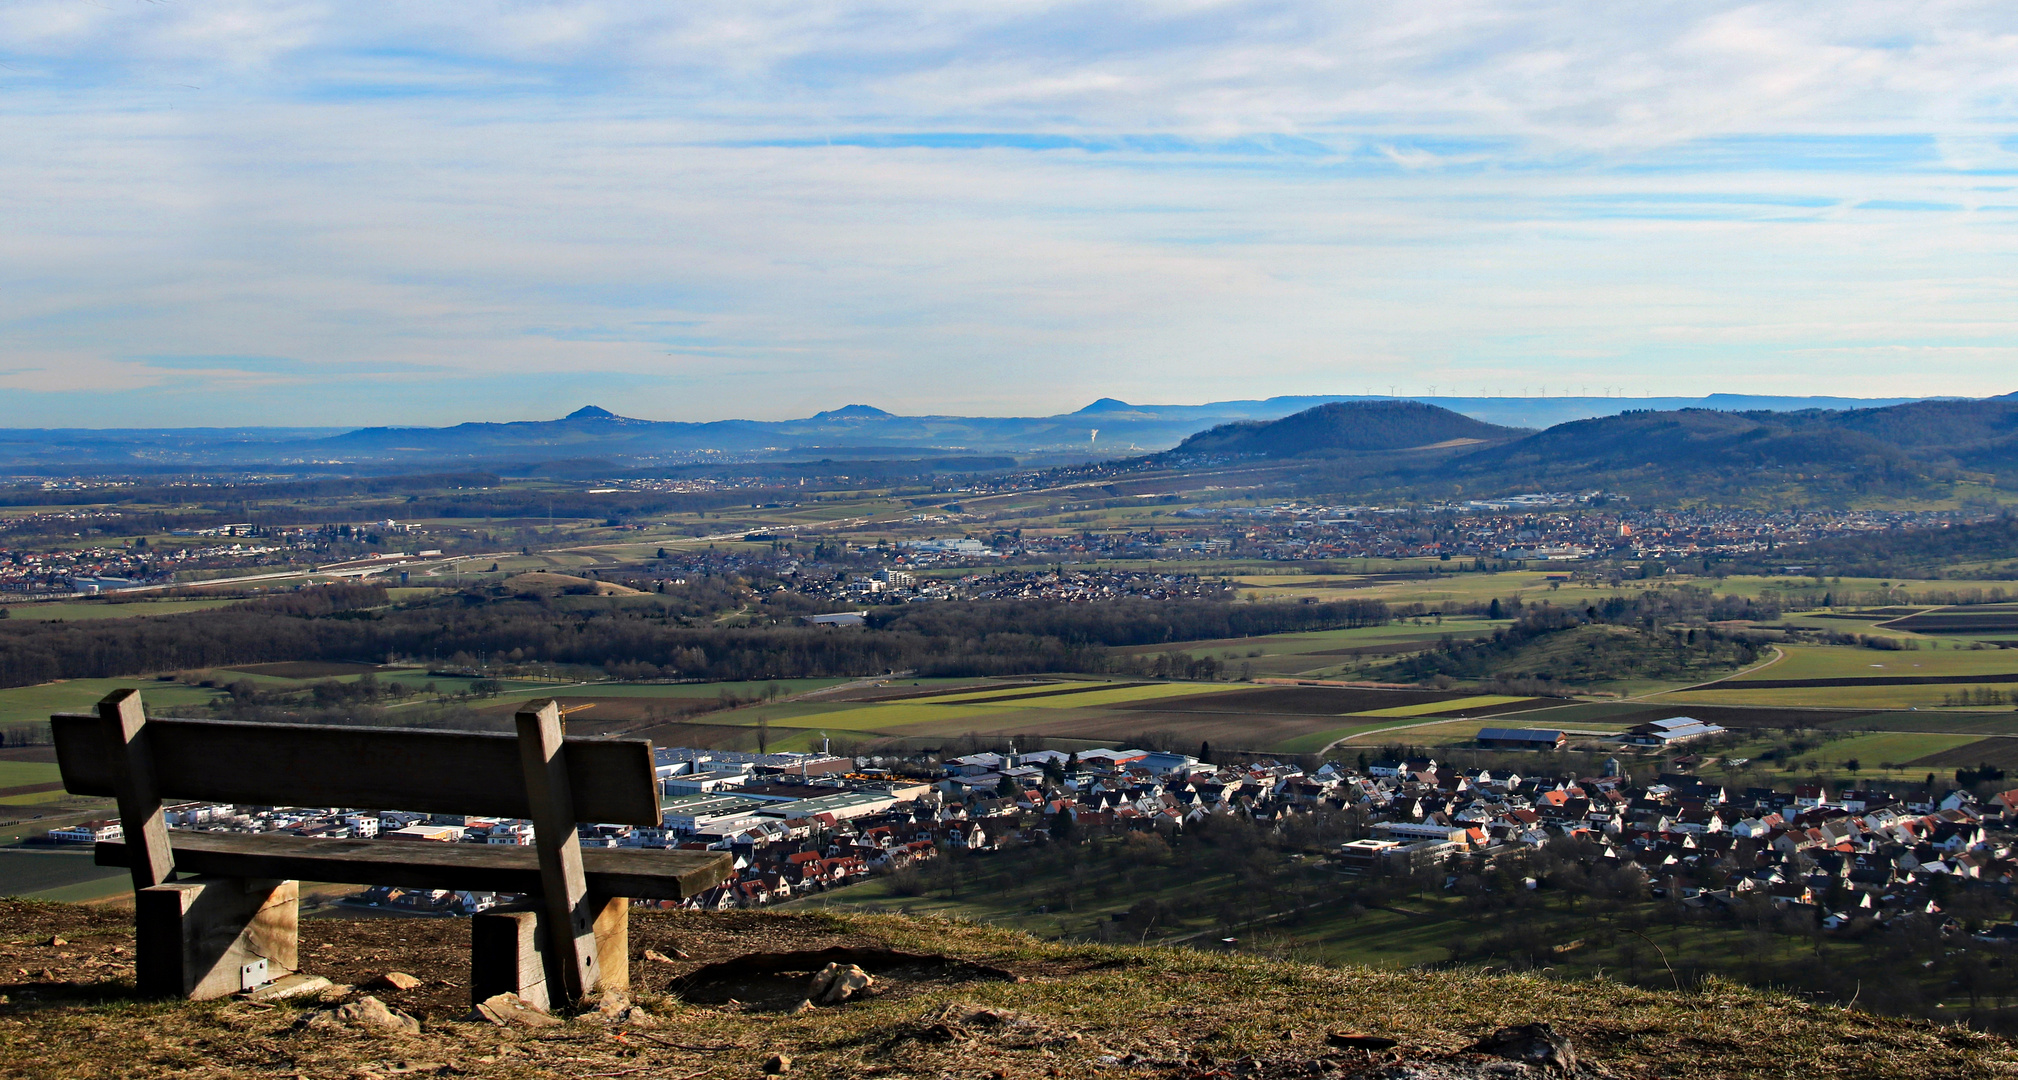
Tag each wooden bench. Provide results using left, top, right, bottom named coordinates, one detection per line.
left=53, top=689, right=731, bottom=1008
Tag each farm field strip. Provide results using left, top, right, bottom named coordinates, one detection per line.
left=1715, top=731, right=1979, bottom=770
left=732, top=703, right=1027, bottom=732
left=1347, top=695, right=1531, bottom=718
left=930, top=683, right=1243, bottom=710
left=917, top=682, right=1143, bottom=705
left=0, top=679, right=220, bottom=726
left=5, top=598, right=248, bottom=621
left=725, top=682, right=1243, bottom=733
left=1726, top=645, right=2018, bottom=683
left=0, top=762, right=60, bottom=788
left=1666, top=684, right=2018, bottom=710
left=1905, top=738, right=2018, bottom=772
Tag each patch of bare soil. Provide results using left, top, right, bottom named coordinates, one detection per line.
left=670, top=946, right=1018, bottom=1011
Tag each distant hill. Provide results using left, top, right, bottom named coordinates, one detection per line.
left=0, top=393, right=1962, bottom=472
left=1171, top=401, right=1527, bottom=457
left=1357, top=396, right=2018, bottom=501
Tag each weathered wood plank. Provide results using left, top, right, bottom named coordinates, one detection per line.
left=52, top=714, right=660, bottom=825
left=471, top=904, right=550, bottom=1011
left=96, top=690, right=176, bottom=890
left=517, top=700, right=598, bottom=1004
left=591, top=895, right=629, bottom=996
left=136, top=876, right=297, bottom=1000
left=95, top=832, right=731, bottom=900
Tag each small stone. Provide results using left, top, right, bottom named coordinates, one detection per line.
left=372, top=972, right=424, bottom=991
left=298, top=995, right=422, bottom=1035
left=806, top=962, right=874, bottom=1005
left=763, top=1052, right=793, bottom=1074
left=245, top=974, right=334, bottom=1002
left=44, top=937, right=66, bottom=947
left=465, top=992, right=563, bottom=1028
left=1464, top=1022, right=1576, bottom=1072
left=789, top=999, right=814, bottom=1015
left=642, top=949, right=678, bottom=964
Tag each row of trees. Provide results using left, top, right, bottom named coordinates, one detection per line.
left=0, top=589, right=1392, bottom=688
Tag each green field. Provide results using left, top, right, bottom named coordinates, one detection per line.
left=0, top=679, right=220, bottom=726
left=714, top=682, right=1241, bottom=736
left=0, top=761, right=61, bottom=788
left=1727, top=644, right=2018, bottom=683
left=1702, top=730, right=1983, bottom=783
left=0, top=850, right=129, bottom=902
left=4, top=597, right=248, bottom=621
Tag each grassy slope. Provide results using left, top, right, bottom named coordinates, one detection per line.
left=0, top=904, right=2011, bottom=1079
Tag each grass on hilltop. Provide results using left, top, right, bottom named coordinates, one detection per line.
left=0, top=902, right=2013, bottom=1079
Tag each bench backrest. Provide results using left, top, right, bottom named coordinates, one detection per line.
left=53, top=712, right=660, bottom=825
left=57, top=688, right=661, bottom=1005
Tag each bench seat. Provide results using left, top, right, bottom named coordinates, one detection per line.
left=97, top=832, right=731, bottom=901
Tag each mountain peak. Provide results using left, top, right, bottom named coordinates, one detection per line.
left=812, top=404, right=893, bottom=420
left=564, top=405, right=620, bottom=421
left=1172, top=400, right=1525, bottom=458
left=1074, top=397, right=1140, bottom=414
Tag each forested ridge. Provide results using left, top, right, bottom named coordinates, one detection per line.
left=1383, top=586, right=1778, bottom=689
left=0, top=587, right=1392, bottom=687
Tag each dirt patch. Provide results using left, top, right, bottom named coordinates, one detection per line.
left=221, top=661, right=382, bottom=679
left=0, top=747, right=57, bottom=764
left=670, top=946, right=1017, bottom=1012
left=0, top=782, right=63, bottom=799
left=626, top=721, right=772, bottom=750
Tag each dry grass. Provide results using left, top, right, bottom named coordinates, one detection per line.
left=1, top=901, right=2015, bottom=1079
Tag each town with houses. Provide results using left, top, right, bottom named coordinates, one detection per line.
left=44, top=717, right=2018, bottom=944
left=0, top=498, right=1988, bottom=601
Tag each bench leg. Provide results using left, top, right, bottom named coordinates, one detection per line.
left=135, top=877, right=297, bottom=1000
left=472, top=905, right=550, bottom=1012
left=471, top=896, right=629, bottom=1012
left=592, top=895, right=629, bottom=996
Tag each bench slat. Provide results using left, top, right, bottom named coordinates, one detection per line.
left=95, top=832, right=732, bottom=901
left=54, top=715, right=661, bottom=826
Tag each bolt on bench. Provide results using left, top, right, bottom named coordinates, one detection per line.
left=53, top=689, right=731, bottom=1008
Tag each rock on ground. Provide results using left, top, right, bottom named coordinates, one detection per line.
left=297, top=995, right=422, bottom=1035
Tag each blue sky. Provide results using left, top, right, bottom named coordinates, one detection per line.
left=4, top=2, right=2018, bottom=426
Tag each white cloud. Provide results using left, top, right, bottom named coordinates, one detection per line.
left=1, top=2, right=2017, bottom=424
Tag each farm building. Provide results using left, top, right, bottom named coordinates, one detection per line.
left=1622, top=717, right=1728, bottom=746
left=1475, top=727, right=1568, bottom=750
